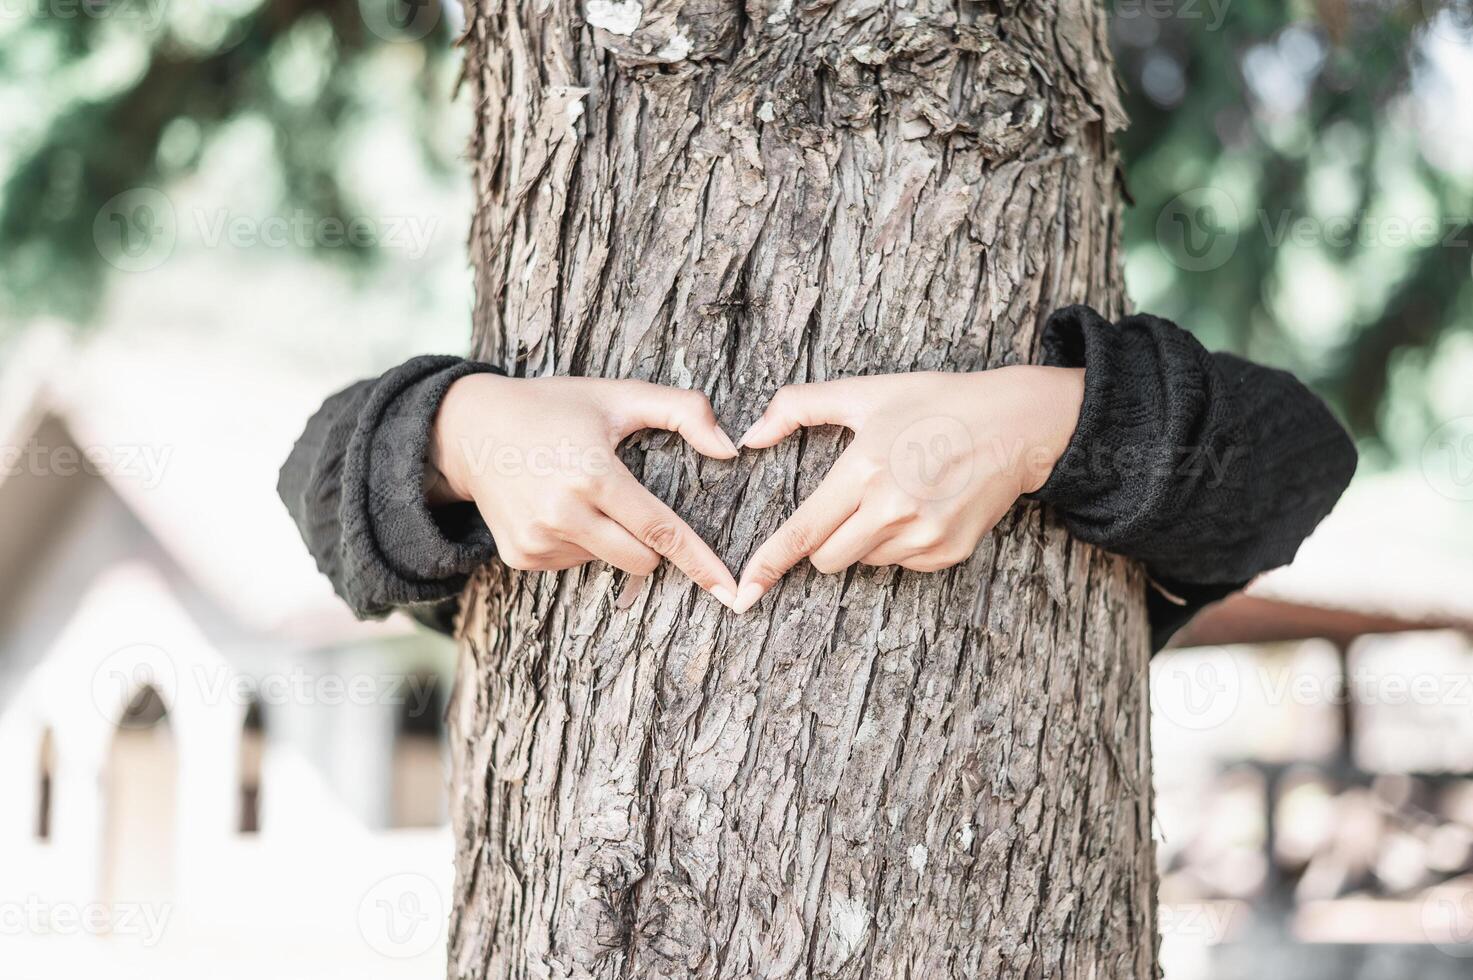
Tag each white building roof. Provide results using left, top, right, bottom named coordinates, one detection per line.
left=0, top=316, right=411, bottom=645
left=1246, top=471, right=1473, bottom=630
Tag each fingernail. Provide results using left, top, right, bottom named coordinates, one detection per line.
left=616, top=575, right=646, bottom=610
left=737, top=420, right=762, bottom=448
left=711, top=586, right=737, bottom=610
left=715, top=428, right=740, bottom=458
left=731, top=582, right=766, bottom=614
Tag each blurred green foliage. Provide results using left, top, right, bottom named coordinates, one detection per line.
left=1110, top=0, right=1472, bottom=458
left=0, top=0, right=1468, bottom=457
left=0, top=0, right=463, bottom=320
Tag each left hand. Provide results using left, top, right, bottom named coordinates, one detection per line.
left=731, top=367, right=1085, bottom=612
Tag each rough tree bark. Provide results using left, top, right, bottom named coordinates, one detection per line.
left=447, top=0, right=1155, bottom=977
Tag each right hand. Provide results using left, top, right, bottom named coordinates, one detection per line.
left=427, top=374, right=741, bottom=608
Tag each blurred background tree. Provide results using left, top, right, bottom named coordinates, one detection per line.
left=1109, top=0, right=1473, bottom=470
left=0, top=0, right=469, bottom=323
left=1, top=0, right=1469, bottom=464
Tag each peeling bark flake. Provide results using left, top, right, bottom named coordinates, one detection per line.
left=585, top=0, right=642, bottom=36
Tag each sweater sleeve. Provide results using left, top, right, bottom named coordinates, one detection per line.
left=1028, top=305, right=1357, bottom=651
left=276, top=355, right=503, bottom=633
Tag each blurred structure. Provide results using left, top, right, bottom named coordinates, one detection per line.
left=1156, top=476, right=1473, bottom=979
left=0, top=323, right=457, bottom=977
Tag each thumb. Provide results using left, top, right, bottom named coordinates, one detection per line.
left=609, top=380, right=738, bottom=459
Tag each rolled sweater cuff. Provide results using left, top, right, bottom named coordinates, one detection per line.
left=1028, top=305, right=1229, bottom=516
left=1027, top=305, right=1253, bottom=579
left=341, top=356, right=501, bottom=606
left=1025, top=304, right=1355, bottom=593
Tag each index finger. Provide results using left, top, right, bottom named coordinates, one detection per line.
left=735, top=455, right=865, bottom=611
left=603, top=380, right=739, bottom=460
left=597, top=469, right=740, bottom=608
left=738, top=379, right=870, bottom=450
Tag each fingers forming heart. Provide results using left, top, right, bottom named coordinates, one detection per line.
left=720, top=371, right=1034, bottom=614
left=474, top=370, right=1032, bottom=615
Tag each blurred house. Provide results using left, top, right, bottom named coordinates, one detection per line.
left=0, top=327, right=456, bottom=979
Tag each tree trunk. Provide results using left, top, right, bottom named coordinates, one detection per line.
left=448, top=1, right=1155, bottom=978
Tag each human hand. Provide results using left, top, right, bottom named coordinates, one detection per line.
left=428, top=374, right=742, bottom=608
left=732, top=367, right=1085, bottom=612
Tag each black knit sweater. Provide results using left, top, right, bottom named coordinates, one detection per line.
left=277, top=306, right=1357, bottom=650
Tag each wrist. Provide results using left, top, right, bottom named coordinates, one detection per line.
left=1014, top=366, right=1085, bottom=495
left=427, top=374, right=495, bottom=505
